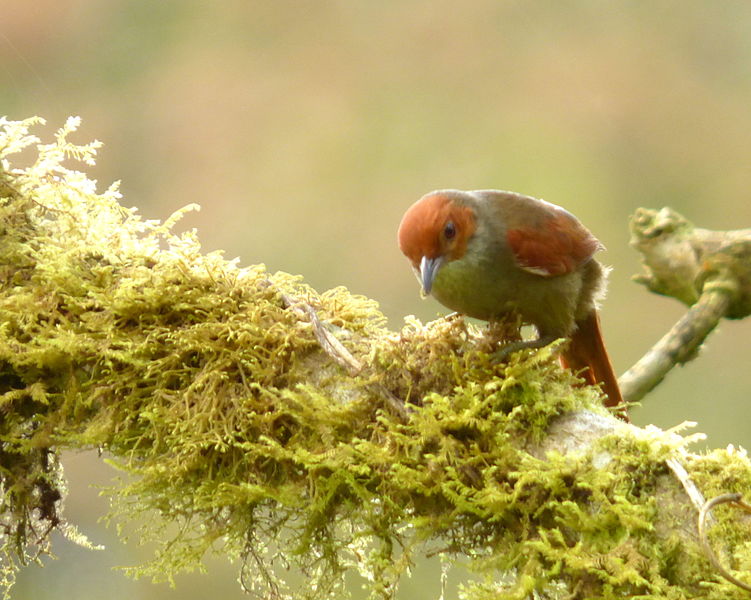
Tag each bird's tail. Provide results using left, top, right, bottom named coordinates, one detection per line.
left=560, top=310, right=627, bottom=420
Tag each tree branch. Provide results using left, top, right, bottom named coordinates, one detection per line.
left=620, top=207, right=751, bottom=403
left=618, top=285, right=730, bottom=402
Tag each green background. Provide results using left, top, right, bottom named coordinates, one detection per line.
left=4, top=1, right=751, bottom=598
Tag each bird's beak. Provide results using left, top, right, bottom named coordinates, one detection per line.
left=418, top=255, right=444, bottom=297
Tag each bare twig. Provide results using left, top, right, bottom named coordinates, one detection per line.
left=665, top=456, right=709, bottom=520
left=698, top=493, right=751, bottom=592
left=302, top=303, right=363, bottom=375
left=280, top=292, right=408, bottom=421
left=280, top=292, right=362, bottom=375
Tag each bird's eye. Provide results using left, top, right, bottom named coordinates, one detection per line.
left=443, top=221, right=456, bottom=240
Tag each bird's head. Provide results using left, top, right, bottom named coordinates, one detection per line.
left=397, top=191, right=477, bottom=295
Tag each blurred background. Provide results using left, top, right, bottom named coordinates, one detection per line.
left=4, top=1, right=751, bottom=598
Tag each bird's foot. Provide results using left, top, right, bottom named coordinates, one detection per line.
left=491, top=336, right=558, bottom=362
left=443, top=311, right=463, bottom=321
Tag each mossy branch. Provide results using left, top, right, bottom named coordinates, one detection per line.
left=1, top=117, right=751, bottom=600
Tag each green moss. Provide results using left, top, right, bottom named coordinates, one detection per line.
left=1, top=116, right=751, bottom=599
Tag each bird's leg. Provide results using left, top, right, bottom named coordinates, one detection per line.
left=443, top=311, right=463, bottom=321
left=481, top=313, right=526, bottom=357
left=491, top=335, right=558, bottom=362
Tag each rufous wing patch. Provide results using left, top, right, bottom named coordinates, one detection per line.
left=506, top=212, right=602, bottom=277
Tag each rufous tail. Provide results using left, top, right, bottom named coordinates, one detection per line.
left=560, top=310, right=628, bottom=420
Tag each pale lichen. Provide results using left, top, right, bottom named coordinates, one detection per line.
left=0, top=117, right=750, bottom=599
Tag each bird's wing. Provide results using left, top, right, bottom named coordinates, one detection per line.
left=505, top=202, right=603, bottom=277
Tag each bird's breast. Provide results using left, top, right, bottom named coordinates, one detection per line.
left=429, top=249, right=583, bottom=336
left=430, top=254, right=519, bottom=320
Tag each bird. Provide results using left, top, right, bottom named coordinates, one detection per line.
left=397, top=189, right=624, bottom=414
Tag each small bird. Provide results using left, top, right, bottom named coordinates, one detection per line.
left=398, top=189, right=624, bottom=413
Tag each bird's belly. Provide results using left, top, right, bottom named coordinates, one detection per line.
left=431, top=260, right=578, bottom=335
left=431, top=261, right=518, bottom=320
